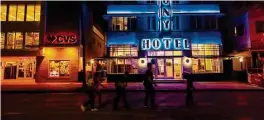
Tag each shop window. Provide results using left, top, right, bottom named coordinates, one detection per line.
left=25, top=32, right=39, bottom=49
left=49, top=60, right=70, bottom=77
left=1, top=5, right=7, bottom=21
left=7, top=32, right=23, bottom=49
left=108, top=59, right=138, bottom=74
left=256, top=21, right=264, bottom=33
left=1, top=32, right=5, bottom=49
left=4, top=62, right=17, bottom=79
left=192, top=44, right=220, bottom=56
left=171, top=16, right=180, bottom=30
left=110, top=45, right=138, bottom=57
left=147, top=16, right=156, bottom=31
left=26, top=4, right=41, bottom=21
left=3, top=60, right=35, bottom=79
left=8, top=5, right=25, bottom=21
left=192, top=58, right=222, bottom=73
left=112, top=17, right=136, bottom=31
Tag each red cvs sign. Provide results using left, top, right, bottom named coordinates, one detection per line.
left=45, top=32, right=78, bottom=45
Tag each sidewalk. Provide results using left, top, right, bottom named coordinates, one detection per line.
left=1, top=81, right=264, bottom=93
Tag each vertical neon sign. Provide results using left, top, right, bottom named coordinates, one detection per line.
left=158, top=0, right=171, bottom=31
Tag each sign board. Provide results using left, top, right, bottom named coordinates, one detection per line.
left=141, top=38, right=191, bottom=50
left=45, top=32, right=79, bottom=45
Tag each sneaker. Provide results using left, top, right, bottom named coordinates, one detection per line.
left=80, top=105, right=86, bottom=112
left=91, top=108, right=98, bottom=112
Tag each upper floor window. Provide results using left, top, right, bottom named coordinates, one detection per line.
left=205, top=16, right=217, bottom=30
left=234, top=24, right=244, bottom=36
left=2, top=32, right=39, bottom=49
left=256, top=21, right=264, bottom=33
left=1, top=5, right=7, bottom=21
left=110, top=45, right=138, bottom=57
left=26, top=4, right=41, bottom=21
left=8, top=5, right=25, bottom=21
left=112, top=17, right=136, bottom=31
left=147, top=16, right=156, bottom=31
left=171, top=16, right=180, bottom=30
left=190, top=16, right=203, bottom=30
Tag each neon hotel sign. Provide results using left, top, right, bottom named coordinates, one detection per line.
left=141, top=0, right=190, bottom=50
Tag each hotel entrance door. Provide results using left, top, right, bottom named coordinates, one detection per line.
left=155, top=58, right=174, bottom=79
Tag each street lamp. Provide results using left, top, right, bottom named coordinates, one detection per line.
left=239, top=57, right=243, bottom=71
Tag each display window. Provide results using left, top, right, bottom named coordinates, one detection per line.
left=49, top=60, right=70, bottom=77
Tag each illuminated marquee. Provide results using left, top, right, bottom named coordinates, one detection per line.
left=45, top=32, right=79, bottom=45
left=141, top=38, right=190, bottom=50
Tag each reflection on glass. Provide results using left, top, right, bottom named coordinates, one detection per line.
left=166, top=59, right=173, bottom=78
left=1, top=32, right=5, bottom=49
left=25, top=32, right=39, bottom=49
left=7, top=32, right=15, bottom=49
left=174, top=58, right=182, bottom=79
left=15, top=32, right=23, bottom=49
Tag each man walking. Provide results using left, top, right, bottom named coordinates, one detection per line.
left=81, top=72, right=97, bottom=112
left=184, top=71, right=195, bottom=106
left=113, top=71, right=130, bottom=110
left=143, top=63, right=157, bottom=108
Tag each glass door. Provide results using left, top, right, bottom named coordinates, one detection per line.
left=165, top=59, right=173, bottom=78
left=156, top=59, right=165, bottom=78
left=174, top=58, right=182, bottom=79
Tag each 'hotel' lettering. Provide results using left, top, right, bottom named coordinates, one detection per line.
left=141, top=38, right=190, bottom=50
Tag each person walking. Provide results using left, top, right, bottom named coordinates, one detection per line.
left=143, top=63, right=157, bottom=108
left=81, top=72, right=97, bottom=112
left=113, top=71, right=130, bottom=111
left=94, top=72, right=106, bottom=108
left=184, top=71, right=195, bottom=106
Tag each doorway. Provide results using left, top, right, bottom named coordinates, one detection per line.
left=154, top=58, right=182, bottom=79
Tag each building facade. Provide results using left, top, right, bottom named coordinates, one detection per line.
left=1, top=1, right=106, bottom=83
left=103, top=1, right=224, bottom=82
left=228, top=2, right=264, bottom=72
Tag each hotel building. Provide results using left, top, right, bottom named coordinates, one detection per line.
left=103, top=1, right=225, bottom=82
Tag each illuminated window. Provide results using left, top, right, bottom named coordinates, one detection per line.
left=1, top=5, right=7, bottom=21
left=8, top=5, right=25, bottom=21
left=192, top=44, right=221, bottom=56
left=148, top=51, right=182, bottom=56
left=8, top=5, right=17, bottom=21
left=49, top=60, right=70, bottom=77
left=112, top=17, right=136, bottom=31
left=110, top=45, right=138, bottom=57
left=26, top=4, right=41, bottom=21
left=192, top=58, right=222, bottom=73
left=17, top=5, right=25, bottom=21
left=172, top=16, right=180, bottom=30
left=108, top=58, right=138, bottom=74
left=7, top=32, right=23, bottom=49
left=205, top=16, right=217, bottom=30
left=1, top=32, right=5, bottom=49
left=3, top=59, right=35, bottom=79
left=25, top=32, right=39, bottom=49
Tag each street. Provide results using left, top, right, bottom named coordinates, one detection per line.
left=2, top=91, right=264, bottom=120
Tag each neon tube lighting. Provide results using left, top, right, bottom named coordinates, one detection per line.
left=107, top=11, right=156, bottom=14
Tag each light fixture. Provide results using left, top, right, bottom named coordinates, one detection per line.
left=239, top=57, right=243, bottom=63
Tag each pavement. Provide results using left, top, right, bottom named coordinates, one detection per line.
left=1, top=81, right=264, bottom=93
left=2, top=91, right=264, bottom=120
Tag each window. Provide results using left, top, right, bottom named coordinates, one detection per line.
left=8, top=5, right=17, bottom=21
left=256, top=21, right=264, bottom=33
left=172, top=16, right=180, bottom=30
left=190, top=16, right=203, bottom=30
left=205, top=16, right=217, bottom=30
left=108, top=58, right=138, bottom=74
left=112, top=17, right=136, bottom=31
left=49, top=60, right=70, bottom=77
left=110, top=45, right=138, bottom=57
left=26, top=4, right=41, bottom=21
left=25, top=32, right=39, bottom=49
left=1, top=5, right=7, bottom=21
left=192, top=44, right=221, bottom=56
left=192, top=58, right=222, bottom=73
left=147, top=16, right=156, bottom=31
left=8, top=5, right=25, bottom=21
left=235, top=24, right=244, bottom=36
left=1, top=32, right=5, bottom=49
left=6, top=32, right=23, bottom=49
